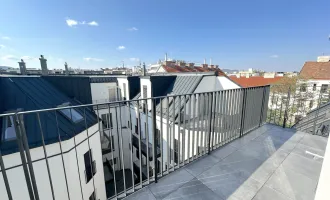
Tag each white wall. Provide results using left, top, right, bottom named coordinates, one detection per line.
left=0, top=124, right=106, bottom=200
left=117, top=77, right=130, bottom=100
left=91, top=82, right=118, bottom=103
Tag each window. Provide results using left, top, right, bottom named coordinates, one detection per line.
left=89, top=191, right=96, bottom=200
left=143, top=85, right=147, bottom=98
left=123, top=83, right=127, bottom=100
left=1, top=116, right=17, bottom=141
left=101, top=113, right=113, bottom=129
left=109, top=157, right=117, bottom=165
left=136, top=149, right=140, bottom=159
left=84, top=149, right=96, bottom=183
left=321, top=84, right=329, bottom=93
left=300, top=84, right=307, bottom=92
left=58, top=103, right=83, bottom=123
left=313, top=84, right=317, bottom=91
left=135, top=118, right=139, bottom=134
left=309, top=100, right=314, bottom=109
left=156, top=129, right=161, bottom=147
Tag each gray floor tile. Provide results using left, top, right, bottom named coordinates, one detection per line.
left=265, top=165, right=318, bottom=200
left=163, top=178, right=222, bottom=200
left=218, top=149, right=262, bottom=164
left=148, top=169, right=194, bottom=199
left=253, top=186, right=291, bottom=200
left=184, top=154, right=221, bottom=177
left=211, top=144, right=238, bottom=160
left=124, top=187, right=156, bottom=200
left=222, top=177, right=263, bottom=200
left=292, top=143, right=325, bottom=163
left=282, top=153, right=323, bottom=180
left=298, top=134, right=328, bottom=151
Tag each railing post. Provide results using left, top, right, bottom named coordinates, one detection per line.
left=282, top=86, right=291, bottom=128
left=0, top=149, right=13, bottom=200
left=239, top=88, right=247, bottom=137
left=207, top=92, right=214, bottom=155
left=259, top=87, right=266, bottom=127
left=151, top=98, right=158, bottom=183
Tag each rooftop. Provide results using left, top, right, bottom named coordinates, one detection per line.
left=124, top=124, right=327, bottom=200
left=229, top=76, right=283, bottom=88
left=162, top=65, right=227, bottom=76
left=300, top=61, right=330, bottom=80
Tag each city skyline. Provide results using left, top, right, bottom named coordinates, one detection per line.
left=0, top=0, right=330, bottom=71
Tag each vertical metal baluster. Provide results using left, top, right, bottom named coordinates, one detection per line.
left=204, top=93, right=211, bottom=154
left=201, top=93, right=206, bottom=155
left=166, top=97, right=170, bottom=174
left=36, top=113, right=55, bottom=200
left=127, top=101, right=135, bottom=192
left=12, top=114, right=35, bottom=200
left=218, top=91, right=224, bottom=146
left=211, top=92, right=217, bottom=150
left=151, top=98, right=158, bottom=183
left=0, top=144, right=13, bottom=200
left=136, top=100, right=143, bottom=188
left=118, top=104, right=127, bottom=195
left=239, top=89, right=247, bottom=137
left=232, top=90, right=238, bottom=139
left=54, top=111, right=70, bottom=200
left=187, top=95, right=191, bottom=163
left=144, top=99, right=150, bottom=183
left=172, top=96, right=175, bottom=170
left=107, top=104, right=117, bottom=196
left=177, top=95, right=182, bottom=169
left=229, top=90, right=235, bottom=141
left=182, top=95, right=187, bottom=165
left=18, top=113, right=40, bottom=200
left=289, top=90, right=297, bottom=126
left=224, top=90, right=229, bottom=143
left=216, top=91, right=222, bottom=148
left=191, top=94, right=196, bottom=161
left=82, top=108, right=96, bottom=197
left=273, top=94, right=279, bottom=125
left=160, top=97, right=163, bottom=177
left=313, top=91, right=323, bottom=134
left=269, top=90, right=275, bottom=123
left=196, top=93, right=201, bottom=158
left=208, top=92, right=214, bottom=154
left=237, top=89, right=243, bottom=138
left=68, top=108, right=84, bottom=200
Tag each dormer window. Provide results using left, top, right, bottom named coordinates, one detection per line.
left=58, top=103, right=83, bottom=123
left=2, top=116, right=17, bottom=141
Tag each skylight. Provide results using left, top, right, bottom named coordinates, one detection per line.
left=58, top=103, right=84, bottom=123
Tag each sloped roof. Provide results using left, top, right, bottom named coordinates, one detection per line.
left=163, top=65, right=226, bottom=76
left=299, top=61, right=330, bottom=80
left=0, top=76, right=98, bottom=155
left=229, top=76, right=283, bottom=88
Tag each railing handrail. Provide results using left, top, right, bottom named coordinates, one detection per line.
left=0, top=85, right=270, bottom=116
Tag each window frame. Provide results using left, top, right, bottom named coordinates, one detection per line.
left=58, top=102, right=84, bottom=123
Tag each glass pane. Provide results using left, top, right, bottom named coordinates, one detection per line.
left=60, top=108, right=83, bottom=123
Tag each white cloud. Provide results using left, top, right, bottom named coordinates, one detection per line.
left=1, top=55, right=18, bottom=60
left=129, top=57, right=140, bottom=62
left=270, top=55, right=279, bottom=58
left=117, top=46, right=126, bottom=50
left=83, top=57, right=104, bottom=62
left=66, top=19, right=79, bottom=27
left=88, top=21, right=99, bottom=26
left=66, top=18, right=99, bottom=27
left=1, top=36, right=10, bottom=40
left=0, top=44, right=5, bottom=49
left=128, top=27, right=138, bottom=31
left=21, top=56, right=37, bottom=61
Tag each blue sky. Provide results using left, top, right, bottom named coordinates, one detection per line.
left=0, top=0, right=329, bottom=71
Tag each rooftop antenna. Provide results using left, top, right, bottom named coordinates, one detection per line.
left=165, top=53, right=168, bottom=62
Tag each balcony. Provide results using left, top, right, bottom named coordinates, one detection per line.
left=125, top=124, right=327, bottom=200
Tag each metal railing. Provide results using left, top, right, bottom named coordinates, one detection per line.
left=266, top=84, right=330, bottom=136
left=0, top=86, right=269, bottom=200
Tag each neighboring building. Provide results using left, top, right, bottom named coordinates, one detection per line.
left=0, top=76, right=106, bottom=200
left=103, top=67, right=133, bottom=75
left=228, top=76, right=283, bottom=88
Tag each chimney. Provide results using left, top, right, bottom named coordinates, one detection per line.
left=39, top=55, right=48, bottom=75
left=143, top=62, right=146, bottom=76
left=64, top=62, right=69, bottom=75
left=165, top=53, right=168, bottom=62
left=202, top=64, right=208, bottom=68
left=18, top=59, right=27, bottom=75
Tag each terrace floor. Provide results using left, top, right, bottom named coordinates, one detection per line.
left=123, top=124, right=328, bottom=200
